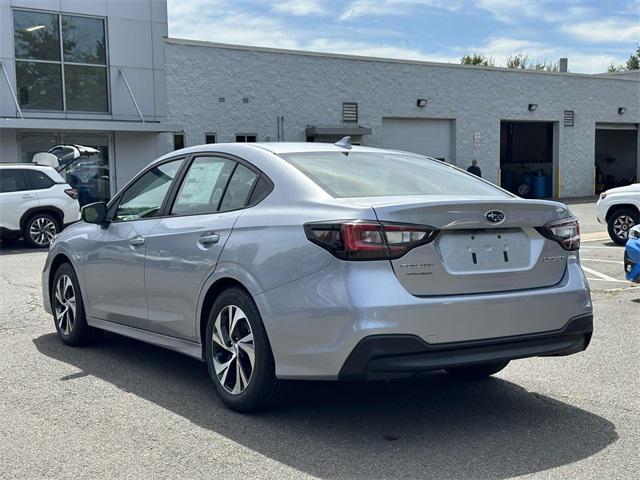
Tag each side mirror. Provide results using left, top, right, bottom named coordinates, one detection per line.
left=81, top=202, right=108, bottom=225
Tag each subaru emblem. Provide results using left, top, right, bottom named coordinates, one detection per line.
left=485, top=210, right=505, bottom=224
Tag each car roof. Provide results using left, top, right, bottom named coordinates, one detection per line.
left=0, top=163, right=56, bottom=171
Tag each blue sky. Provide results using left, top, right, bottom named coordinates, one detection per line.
left=167, top=0, right=640, bottom=73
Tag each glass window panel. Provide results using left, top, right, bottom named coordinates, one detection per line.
left=16, top=62, right=63, bottom=110
left=114, top=160, right=183, bottom=222
left=62, top=15, right=106, bottom=64
left=172, top=157, right=236, bottom=216
left=219, top=164, right=257, bottom=211
left=25, top=169, right=55, bottom=190
left=0, top=169, right=29, bottom=193
left=64, top=65, right=108, bottom=112
left=13, top=10, right=60, bottom=61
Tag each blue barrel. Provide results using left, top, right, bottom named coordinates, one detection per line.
left=533, top=172, right=549, bottom=198
left=517, top=173, right=532, bottom=197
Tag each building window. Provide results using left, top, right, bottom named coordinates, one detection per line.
left=342, top=102, right=358, bottom=123
left=13, top=9, right=108, bottom=112
left=235, top=134, right=257, bottom=142
left=205, top=133, right=217, bottom=144
left=173, top=133, right=185, bottom=150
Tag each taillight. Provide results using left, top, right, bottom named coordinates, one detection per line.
left=538, top=217, right=580, bottom=251
left=304, top=220, right=439, bottom=260
left=64, top=188, right=78, bottom=200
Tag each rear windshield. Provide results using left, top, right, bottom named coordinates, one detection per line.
left=282, top=151, right=508, bottom=198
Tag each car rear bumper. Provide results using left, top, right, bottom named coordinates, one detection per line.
left=624, top=238, right=640, bottom=282
left=339, top=314, right=592, bottom=380
left=257, top=257, right=592, bottom=380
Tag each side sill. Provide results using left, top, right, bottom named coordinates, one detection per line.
left=87, top=317, right=204, bottom=361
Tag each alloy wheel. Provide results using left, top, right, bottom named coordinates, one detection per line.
left=29, top=217, right=57, bottom=246
left=211, top=305, right=255, bottom=395
left=54, top=274, right=76, bottom=335
left=613, top=215, right=635, bottom=240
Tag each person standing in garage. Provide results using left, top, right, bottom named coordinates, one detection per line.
left=467, top=159, right=482, bottom=177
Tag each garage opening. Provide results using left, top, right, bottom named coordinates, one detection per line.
left=382, top=118, right=455, bottom=163
left=595, top=123, right=638, bottom=194
left=500, top=121, right=555, bottom=198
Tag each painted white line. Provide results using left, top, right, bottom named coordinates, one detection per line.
left=604, top=285, right=640, bottom=292
left=581, top=258, right=624, bottom=264
left=581, top=265, right=625, bottom=282
left=580, top=245, right=622, bottom=249
left=586, top=277, right=628, bottom=283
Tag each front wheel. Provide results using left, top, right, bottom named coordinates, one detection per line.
left=205, top=288, right=281, bottom=412
left=445, top=360, right=510, bottom=379
left=607, top=208, right=638, bottom=245
left=52, top=263, right=101, bottom=346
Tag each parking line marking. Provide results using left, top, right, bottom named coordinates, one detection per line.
left=581, top=266, right=624, bottom=282
left=581, top=258, right=624, bottom=264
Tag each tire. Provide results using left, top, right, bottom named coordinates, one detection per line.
left=24, top=213, right=59, bottom=248
left=52, top=262, right=101, bottom=346
left=607, top=208, right=638, bottom=246
left=445, top=360, right=510, bottom=379
left=205, top=287, right=280, bottom=412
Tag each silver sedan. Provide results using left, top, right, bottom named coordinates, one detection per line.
left=42, top=141, right=593, bottom=412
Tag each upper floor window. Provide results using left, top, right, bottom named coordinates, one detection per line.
left=13, top=10, right=108, bottom=112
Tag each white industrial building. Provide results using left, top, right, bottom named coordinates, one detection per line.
left=1, top=0, right=639, bottom=200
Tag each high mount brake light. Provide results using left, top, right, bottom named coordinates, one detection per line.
left=304, top=221, right=439, bottom=260
left=537, top=217, right=580, bottom=251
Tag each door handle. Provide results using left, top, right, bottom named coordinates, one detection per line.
left=22, top=193, right=35, bottom=199
left=129, top=236, right=145, bottom=247
left=198, top=233, right=220, bottom=245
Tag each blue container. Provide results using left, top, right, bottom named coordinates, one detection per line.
left=517, top=173, right=532, bottom=197
left=533, top=172, right=549, bottom=198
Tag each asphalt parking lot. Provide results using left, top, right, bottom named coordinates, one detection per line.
left=1, top=200, right=638, bottom=479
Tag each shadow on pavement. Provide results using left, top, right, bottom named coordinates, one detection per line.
left=0, top=238, right=44, bottom=255
left=34, top=332, right=617, bottom=480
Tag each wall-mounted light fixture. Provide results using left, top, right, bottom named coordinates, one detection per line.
left=416, top=98, right=428, bottom=107
left=618, top=107, right=626, bottom=115
left=528, top=103, right=538, bottom=111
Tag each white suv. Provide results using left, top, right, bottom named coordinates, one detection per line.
left=0, top=164, right=80, bottom=247
left=596, top=184, right=640, bottom=245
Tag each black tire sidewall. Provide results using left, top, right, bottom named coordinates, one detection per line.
left=205, top=288, right=278, bottom=412
left=607, top=208, right=638, bottom=245
left=52, top=263, right=91, bottom=346
left=24, top=213, right=59, bottom=248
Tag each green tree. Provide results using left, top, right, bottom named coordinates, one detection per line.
left=460, top=53, right=494, bottom=66
left=534, top=61, right=559, bottom=72
left=506, top=53, right=529, bottom=69
left=626, top=44, right=640, bottom=70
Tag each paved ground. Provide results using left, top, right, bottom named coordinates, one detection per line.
left=1, top=201, right=639, bottom=479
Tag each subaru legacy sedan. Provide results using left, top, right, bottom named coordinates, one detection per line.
left=42, top=142, right=593, bottom=412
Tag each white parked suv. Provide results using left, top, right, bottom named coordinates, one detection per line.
left=596, top=184, right=640, bottom=245
left=0, top=164, right=80, bottom=247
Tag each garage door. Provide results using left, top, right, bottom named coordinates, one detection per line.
left=382, top=118, right=453, bottom=161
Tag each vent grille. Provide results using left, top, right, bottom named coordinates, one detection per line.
left=343, top=102, right=358, bottom=123
left=564, top=110, right=574, bottom=126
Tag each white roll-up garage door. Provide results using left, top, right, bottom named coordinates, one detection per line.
left=382, top=118, right=453, bottom=162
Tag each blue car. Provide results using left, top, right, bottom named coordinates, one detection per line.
left=624, top=226, right=640, bottom=282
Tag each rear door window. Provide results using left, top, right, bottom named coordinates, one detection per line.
left=25, top=169, right=55, bottom=190
left=0, top=169, right=29, bottom=193
left=219, top=164, right=258, bottom=212
left=171, top=156, right=236, bottom=216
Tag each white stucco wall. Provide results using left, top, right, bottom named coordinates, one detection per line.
left=166, top=40, right=640, bottom=198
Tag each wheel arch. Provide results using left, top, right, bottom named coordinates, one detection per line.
left=20, top=206, right=64, bottom=231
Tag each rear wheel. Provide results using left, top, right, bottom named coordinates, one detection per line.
left=205, top=288, right=280, bottom=412
left=52, top=263, right=100, bottom=346
left=24, top=213, right=59, bottom=248
left=607, top=208, right=638, bottom=245
left=445, top=360, right=509, bottom=379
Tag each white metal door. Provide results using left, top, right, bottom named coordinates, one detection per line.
left=382, top=118, right=453, bottom=162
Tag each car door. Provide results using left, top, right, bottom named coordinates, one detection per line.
left=145, top=155, right=260, bottom=340
left=82, top=158, right=185, bottom=329
left=0, top=169, right=38, bottom=232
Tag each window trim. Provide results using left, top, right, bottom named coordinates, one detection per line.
left=12, top=7, right=110, bottom=114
